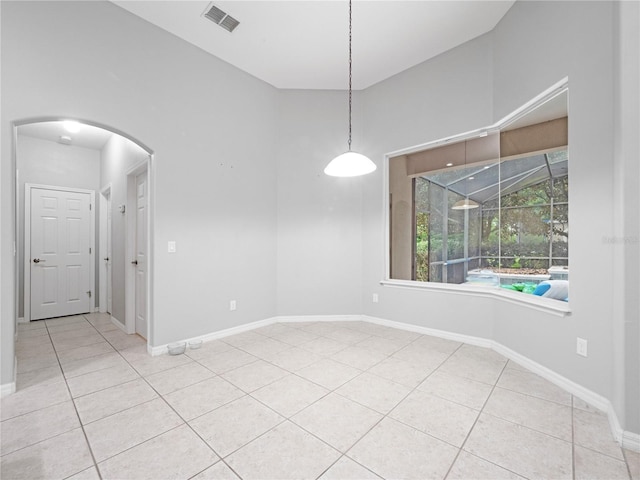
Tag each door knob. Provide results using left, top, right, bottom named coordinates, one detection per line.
left=33, top=258, right=45, bottom=263
left=131, top=260, right=138, bottom=265
left=104, top=257, right=110, bottom=261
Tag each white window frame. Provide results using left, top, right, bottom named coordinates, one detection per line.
left=381, top=78, right=571, bottom=317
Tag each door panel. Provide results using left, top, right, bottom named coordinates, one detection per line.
left=42, top=217, right=58, bottom=252
left=134, top=171, right=147, bottom=339
left=30, top=188, right=92, bottom=320
left=67, top=265, right=82, bottom=301
left=42, top=267, right=58, bottom=304
left=106, top=193, right=112, bottom=314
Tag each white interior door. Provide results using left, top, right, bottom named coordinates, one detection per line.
left=134, top=171, right=148, bottom=338
left=106, top=191, right=113, bottom=314
left=30, top=187, right=92, bottom=320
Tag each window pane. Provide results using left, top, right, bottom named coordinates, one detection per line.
left=552, top=203, right=569, bottom=258
left=430, top=263, right=443, bottom=283
left=447, top=263, right=465, bottom=284
left=480, top=208, right=500, bottom=262
left=447, top=191, right=465, bottom=260
left=500, top=205, right=551, bottom=260
left=552, top=176, right=569, bottom=203
left=468, top=207, right=482, bottom=259
left=429, top=183, right=445, bottom=263
left=389, top=91, right=569, bottom=302
left=415, top=178, right=430, bottom=281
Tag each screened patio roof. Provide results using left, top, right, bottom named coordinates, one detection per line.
left=422, top=150, right=568, bottom=204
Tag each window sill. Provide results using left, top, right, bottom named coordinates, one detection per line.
left=379, top=279, right=572, bottom=317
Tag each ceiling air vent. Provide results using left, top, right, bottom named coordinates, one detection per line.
left=204, top=4, right=240, bottom=33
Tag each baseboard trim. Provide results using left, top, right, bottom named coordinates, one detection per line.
left=277, top=314, right=363, bottom=324
left=110, top=316, right=128, bottom=334
left=489, top=340, right=639, bottom=452
left=362, top=315, right=494, bottom=349
left=1, top=382, right=16, bottom=397
left=622, top=430, right=640, bottom=452
left=2, top=358, right=17, bottom=397
left=147, top=317, right=279, bottom=356
left=489, top=341, right=611, bottom=411
left=137, top=312, right=639, bottom=451
left=363, top=314, right=639, bottom=453
left=17, top=317, right=27, bottom=324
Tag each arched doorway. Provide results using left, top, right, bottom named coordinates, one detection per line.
left=13, top=117, right=154, bottom=346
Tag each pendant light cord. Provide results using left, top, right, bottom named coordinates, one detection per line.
left=348, top=0, right=353, bottom=151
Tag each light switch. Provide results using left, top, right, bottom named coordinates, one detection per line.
left=168, top=241, right=176, bottom=253
left=576, top=337, right=588, bottom=357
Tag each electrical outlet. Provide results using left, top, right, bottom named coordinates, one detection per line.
left=372, top=293, right=379, bottom=303
left=576, top=337, right=588, bottom=357
left=230, top=300, right=237, bottom=311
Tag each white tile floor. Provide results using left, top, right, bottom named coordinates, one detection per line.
left=1, top=313, right=638, bottom=480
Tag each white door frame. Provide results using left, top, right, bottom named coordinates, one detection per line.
left=24, top=183, right=96, bottom=322
left=99, top=184, right=112, bottom=314
left=125, top=158, right=152, bottom=341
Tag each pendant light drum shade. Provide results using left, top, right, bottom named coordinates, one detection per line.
left=324, top=0, right=376, bottom=177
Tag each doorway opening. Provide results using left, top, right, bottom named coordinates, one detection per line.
left=14, top=117, right=154, bottom=347
left=100, top=184, right=113, bottom=316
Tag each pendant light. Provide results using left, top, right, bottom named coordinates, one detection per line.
left=452, top=140, right=479, bottom=210
left=324, top=0, right=376, bottom=177
left=452, top=198, right=479, bottom=210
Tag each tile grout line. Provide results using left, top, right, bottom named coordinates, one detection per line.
left=61, top=315, right=159, bottom=475
left=490, top=381, right=574, bottom=409
left=326, top=341, right=467, bottom=479
left=164, top=325, right=413, bottom=477
left=122, top=322, right=633, bottom=480
left=442, top=359, right=510, bottom=480
left=621, top=448, right=635, bottom=480
left=313, top=452, right=383, bottom=480
left=93, top=326, right=244, bottom=479
left=182, top=344, right=345, bottom=473
left=572, top=395, right=576, bottom=480
left=11, top=317, right=631, bottom=479
left=234, top=325, right=468, bottom=478
left=46, top=315, right=104, bottom=480
left=477, top=409, right=574, bottom=446
left=576, top=443, right=634, bottom=464
left=301, top=322, right=630, bottom=467
left=184, top=344, right=367, bottom=472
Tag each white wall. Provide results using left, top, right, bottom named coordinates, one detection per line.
left=361, top=32, right=495, bottom=341
left=491, top=0, right=615, bottom=396
left=16, top=135, right=101, bottom=319
left=100, top=134, right=149, bottom=325
left=613, top=0, right=640, bottom=435
left=360, top=1, right=638, bottom=436
left=1, top=0, right=279, bottom=387
left=276, top=90, right=363, bottom=316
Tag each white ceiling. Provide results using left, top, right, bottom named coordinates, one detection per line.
left=18, top=122, right=114, bottom=151
left=111, top=1, right=515, bottom=90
